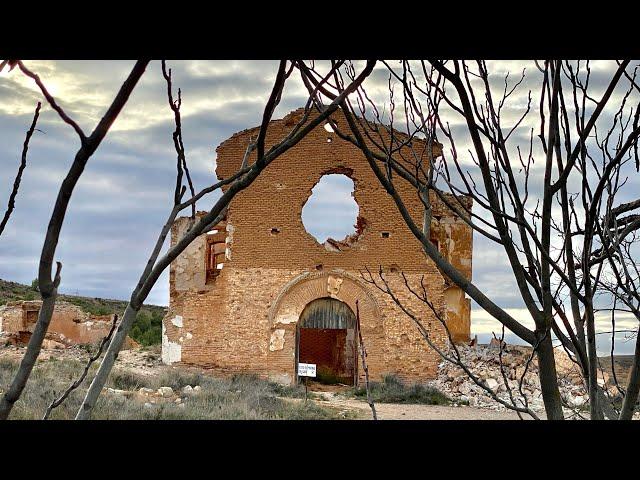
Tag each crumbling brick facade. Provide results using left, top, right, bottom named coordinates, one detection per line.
left=0, top=300, right=115, bottom=347
left=163, top=108, right=473, bottom=385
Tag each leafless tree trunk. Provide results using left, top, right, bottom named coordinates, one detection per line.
left=298, top=59, right=640, bottom=420
left=73, top=60, right=377, bottom=419
left=0, top=60, right=150, bottom=420
left=42, top=314, right=118, bottom=420
left=589, top=147, right=640, bottom=418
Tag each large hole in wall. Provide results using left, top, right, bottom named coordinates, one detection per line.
left=302, top=173, right=363, bottom=252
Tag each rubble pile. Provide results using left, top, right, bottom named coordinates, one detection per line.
left=429, top=342, right=609, bottom=415
left=1, top=329, right=139, bottom=351
left=1, top=330, right=72, bottom=349
left=105, top=383, right=202, bottom=409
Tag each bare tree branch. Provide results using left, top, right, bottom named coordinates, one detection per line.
left=42, top=314, right=119, bottom=420
left=0, top=60, right=150, bottom=420
left=0, top=101, right=41, bottom=237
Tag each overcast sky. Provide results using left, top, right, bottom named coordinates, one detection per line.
left=0, top=60, right=637, bottom=355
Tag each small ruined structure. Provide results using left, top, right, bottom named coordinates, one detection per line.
left=0, top=300, right=116, bottom=348
left=163, top=108, right=473, bottom=385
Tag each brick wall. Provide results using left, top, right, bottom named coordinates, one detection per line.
left=0, top=300, right=114, bottom=345
left=163, top=108, right=473, bottom=384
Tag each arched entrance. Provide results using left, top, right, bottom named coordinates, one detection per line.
left=296, top=297, right=358, bottom=385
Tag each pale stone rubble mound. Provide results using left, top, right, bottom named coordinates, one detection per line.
left=429, top=342, right=621, bottom=416
left=106, top=383, right=203, bottom=409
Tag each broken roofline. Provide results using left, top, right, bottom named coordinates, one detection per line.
left=214, top=106, right=443, bottom=164
left=168, top=109, right=470, bottom=233
left=211, top=107, right=471, bottom=206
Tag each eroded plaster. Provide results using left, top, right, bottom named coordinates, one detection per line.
left=162, top=323, right=182, bottom=364
left=269, top=329, right=286, bottom=351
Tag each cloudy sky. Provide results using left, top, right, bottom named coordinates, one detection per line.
left=0, top=60, right=637, bottom=355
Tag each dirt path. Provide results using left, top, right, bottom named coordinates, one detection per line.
left=310, top=392, right=533, bottom=420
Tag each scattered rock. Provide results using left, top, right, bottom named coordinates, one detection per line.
left=139, top=387, right=155, bottom=396
left=485, top=378, right=499, bottom=390
left=157, top=386, right=174, bottom=397
left=429, top=343, right=596, bottom=416
left=568, top=395, right=586, bottom=408
left=181, top=385, right=193, bottom=395
left=42, top=339, right=67, bottom=350
left=107, top=388, right=127, bottom=396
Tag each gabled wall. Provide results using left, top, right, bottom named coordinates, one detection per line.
left=163, top=108, right=473, bottom=383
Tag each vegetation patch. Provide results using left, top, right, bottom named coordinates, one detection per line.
left=129, top=309, right=164, bottom=346
left=315, top=366, right=341, bottom=385
left=350, top=374, right=452, bottom=405
left=0, top=355, right=349, bottom=420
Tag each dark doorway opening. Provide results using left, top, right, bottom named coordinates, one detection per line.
left=296, top=297, right=357, bottom=386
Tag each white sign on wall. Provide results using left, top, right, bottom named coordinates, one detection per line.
left=297, top=363, right=317, bottom=378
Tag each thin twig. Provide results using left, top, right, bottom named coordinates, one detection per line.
left=356, top=300, right=377, bottom=420
left=0, top=102, right=41, bottom=236
left=43, top=314, right=119, bottom=420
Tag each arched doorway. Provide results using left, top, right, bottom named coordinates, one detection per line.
left=296, top=297, right=358, bottom=385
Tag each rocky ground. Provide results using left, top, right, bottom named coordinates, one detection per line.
left=1, top=338, right=637, bottom=420
left=0, top=342, right=346, bottom=420
left=428, top=341, right=638, bottom=419
left=0, top=338, right=161, bottom=375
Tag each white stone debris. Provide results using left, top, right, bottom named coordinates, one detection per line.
left=106, top=388, right=127, bottom=396
left=428, top=343, right=617, bottom=417
left=157, top=386, right=174, bottom=397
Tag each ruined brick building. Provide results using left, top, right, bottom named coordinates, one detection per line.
left=162, top=108, right=473, bottom=385
left=0, top=300, right=118, bottom=348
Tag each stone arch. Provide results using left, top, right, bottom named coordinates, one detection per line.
left=269, top=269, right=381, bottom=330
left=299, top=297, right=356, bottom=329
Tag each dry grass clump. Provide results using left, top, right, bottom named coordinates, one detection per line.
left=351, top=374, right=453, bottom=405
left=0, top=356, right=349, bottom=420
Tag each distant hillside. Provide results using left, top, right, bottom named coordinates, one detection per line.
left=0, top=278, right=167, bottom=346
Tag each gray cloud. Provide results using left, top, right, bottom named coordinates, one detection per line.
left=0, top=60, right=637, bottom=358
